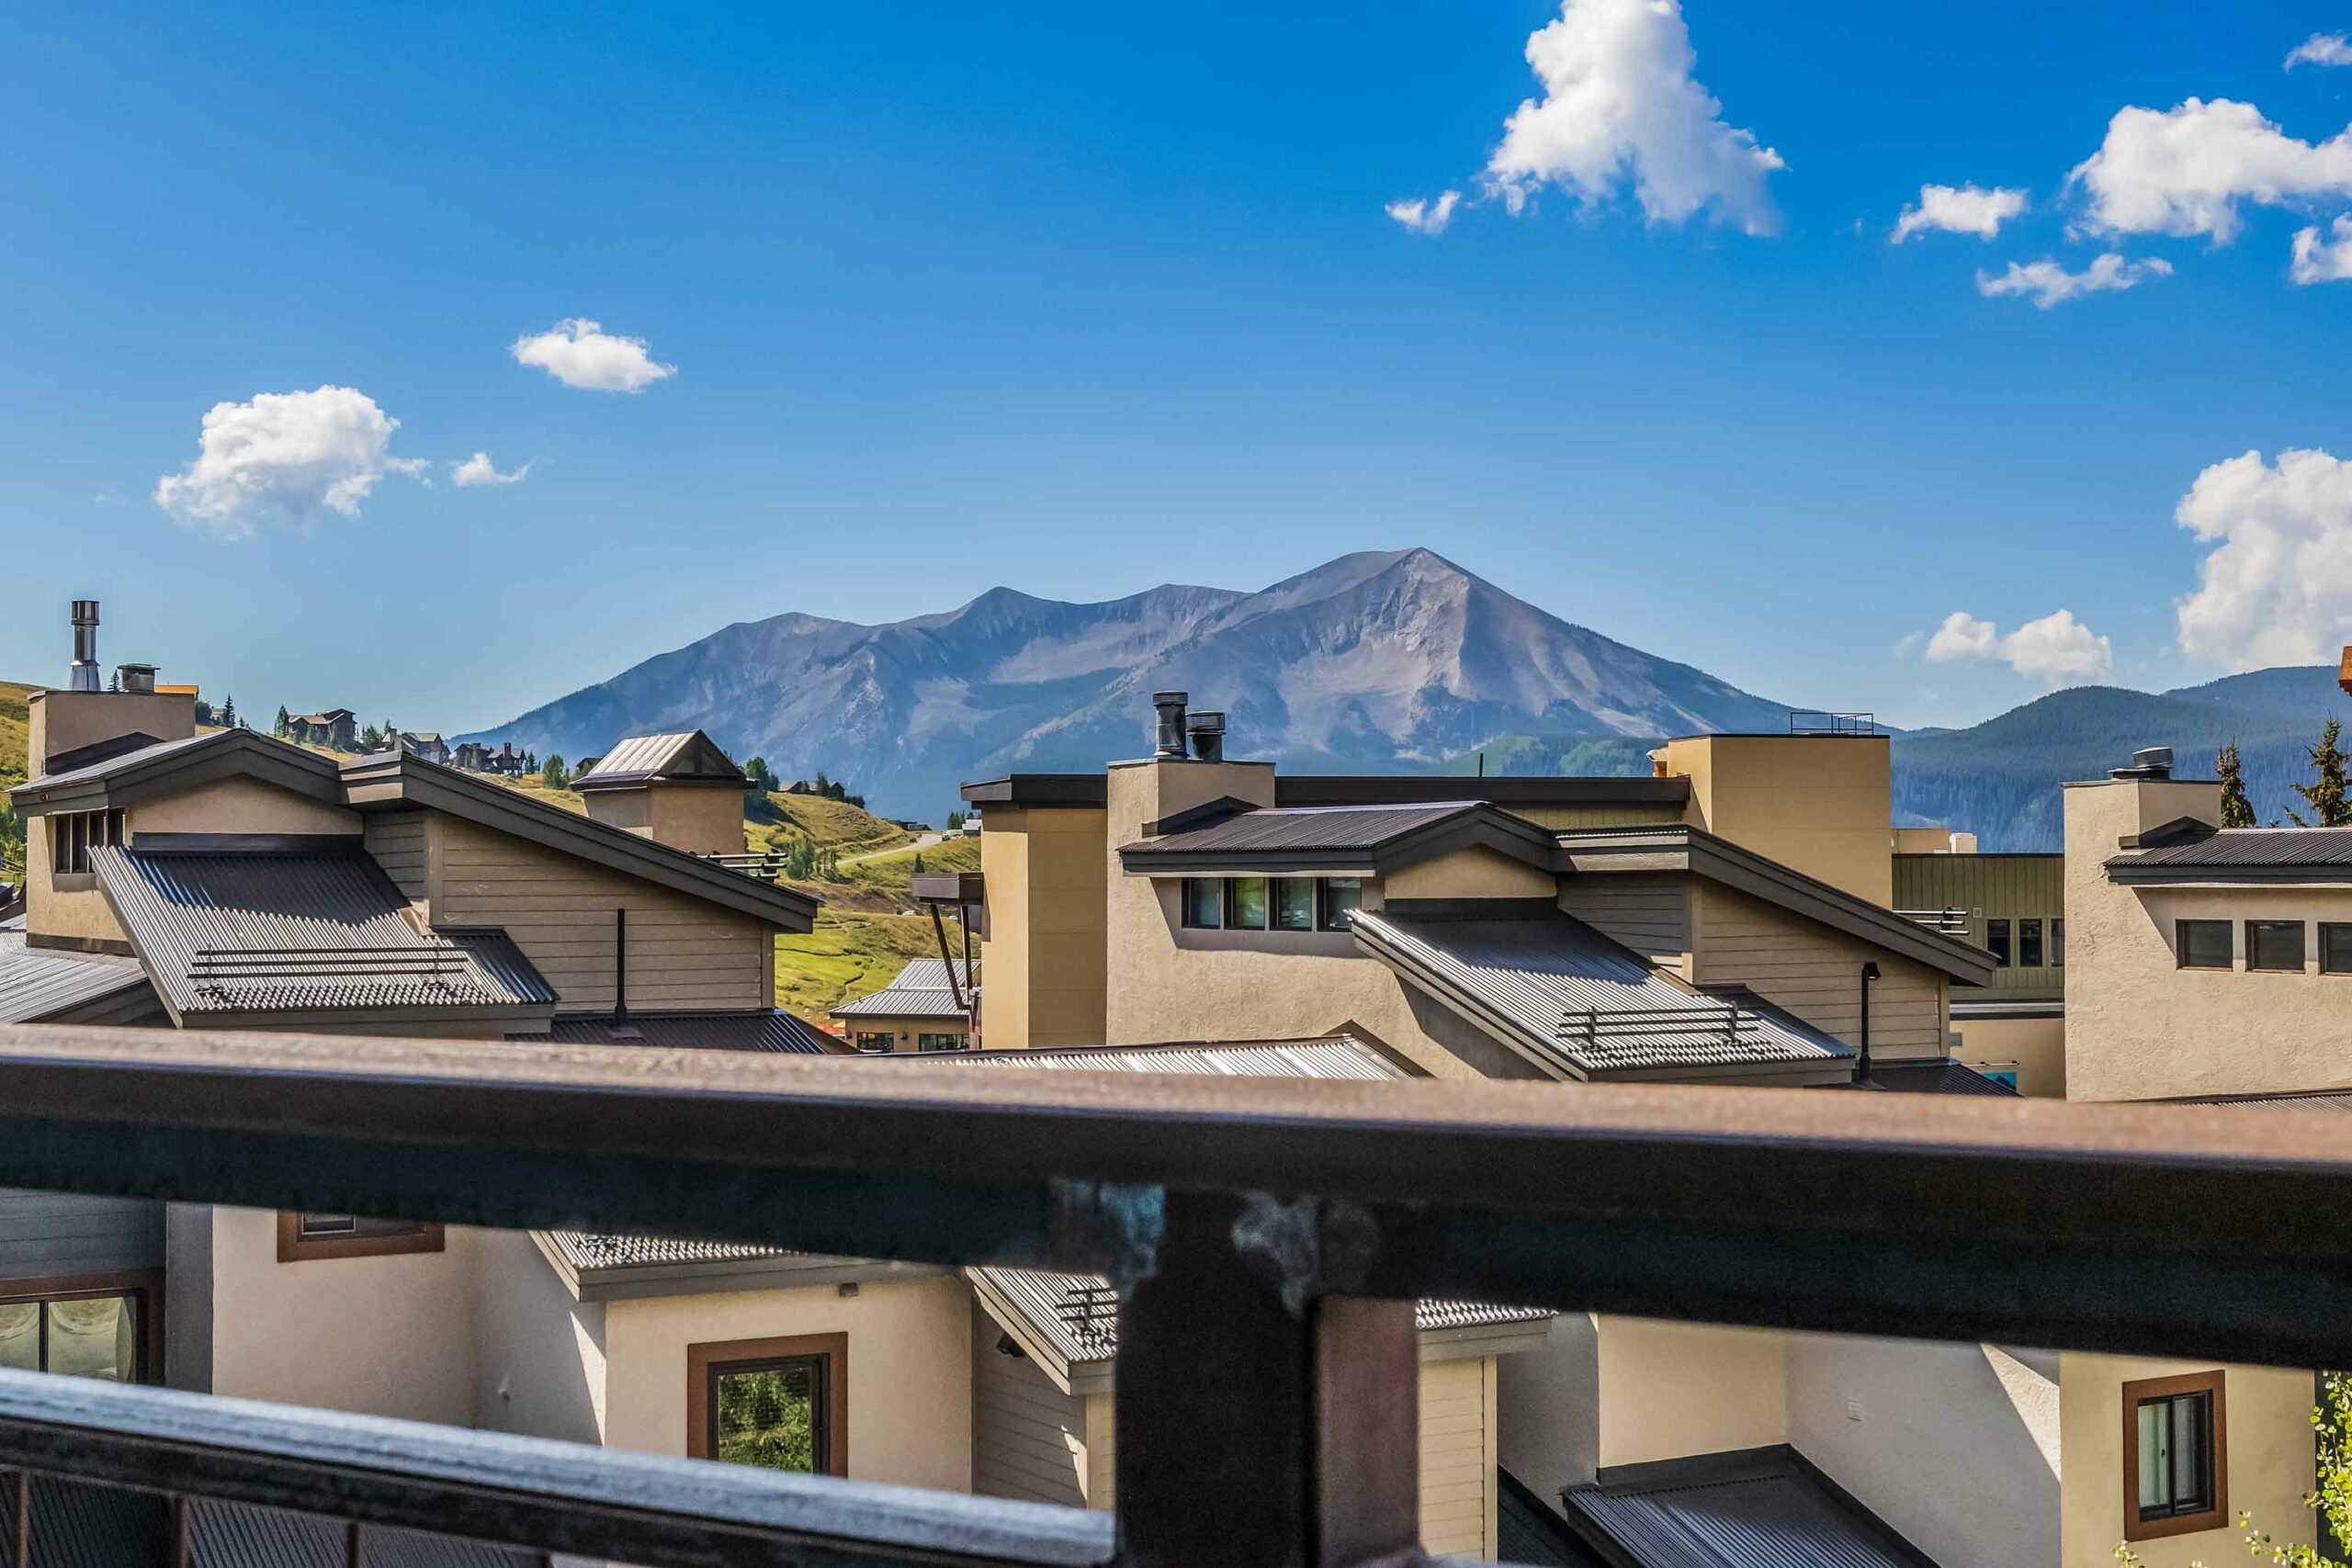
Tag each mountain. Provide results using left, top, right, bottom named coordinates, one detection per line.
left=1888, top=667, right=2352, bottom=850
left=459, top=548, right=1799, bottom=818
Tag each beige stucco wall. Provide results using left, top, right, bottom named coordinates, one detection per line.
left=26, top=690, right=196, bottom=773
left=840, top=1015, right=971, bottom=1052
left=20, top=815, right=126, bottom=946
left=1951, top=1013, right=2067, bottom=1098
left=1690, top=882, right=1949, bottom=1058
left=206, top=1207, right=482, bottom=1427
left=1595, top=1316, right=1789, bottom=1467
left=472, top=1232, right=608, bottom=1447
left=585, top=786, right=744, bottom=858
left=977, top=806, right=1109, bottom=1048
left=1385, top=846, right=1557, bottom=902
left=2062, top=778, right=2352, bottom=1100
left=131, top=775, right=361, bottom=838
left=1657, top=734, right=1894, bottom=907
left=601, top=1273, right=971, bottom=1491
left=2060, top=1355, right=2314, bottom=1568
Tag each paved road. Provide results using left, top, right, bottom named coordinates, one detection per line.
left=838, top=831, right=945, bottom=868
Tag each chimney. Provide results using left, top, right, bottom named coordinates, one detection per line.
left=116, top=663, right=157, bottom=695
left=2110, top=746, right=2174, bottom=781
left=1185, top=710, right=1227, bottom=762
left=1152, top=692, right=1190, bottom=759
left=69, top=601, right=100, bottom=693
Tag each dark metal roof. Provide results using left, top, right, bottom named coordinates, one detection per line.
left=1351, top=908, right=1853, bottom=1078
left=1563, top=1447, right=1938, bottom=1568
left=959, top=773, right=1109, bottom=808
left=832, top=958, right=973, bottom=1021
left=544, top=1010, right=834, bottom=1054
left=12, top=729, right=344, bottom=816
left=1118, top=800, right=1558, bottom=875
left=1861, top=1060, right=2019, bottom=1097
left=2108, top=825, right=2352, bottom=883
left=92, top=847, right=555, bottom=1020
left=1499, top=1470, right=1600, bottom=1568
left=1278, top=774, right=1690, bottom=808
left=0, top=926, right=153, bottom=1023
left=573, top=731, right=746, bottom=791
left=2180, top=1088, right=2352, bottom=1111
left=1131, top=801, right=1477, bottom=855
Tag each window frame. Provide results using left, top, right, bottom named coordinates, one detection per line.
left=2323, top=922, right=2352, bottom=976
left=1179, top=877, right=1224, bottom=930
left=277, top=1212, right=447, bottom=1263
left=1317, top=877, right=1363, bottom=933
left=2018, top=917, right=2043, bottom=968
left=2122, top=1369, right=2228, bottom=1540
left=1272, top=877, right=1316, bottom=932
left=687, top=1331, right=848, bottom=1478
left=2246, top=919, right=2308, bottom=974
left=0, top=1269, right=164, bottom=1385
left=1986, top=918, right=2011, bottom=968
left=916, top=1032, right=968, bottom=1053
left=50, top=808, right=124, bottom=878
left=2176, top=919, right=2233, bottom=971
left=1227, top=876, right=1270, bottom=931
left=2051, top=918, right=2065, bottom=967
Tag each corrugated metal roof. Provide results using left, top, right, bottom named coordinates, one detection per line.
left=573, top=732, right=743, bottom=787
left=18, top=729, right=218, bottom=790
left=958, top=1038, right=1404, bottom=1079
left=93, top=847, right=555, bottom=1018
left=1862, top=1061, right=2018, bottom=1097
left=543, top=1232, right=799, bottom=1270
left=1351, top=909, right=1851, bottom=1076
left=1120, top=801, right=1481, bottom=859
left=544, top=1010, right=833, bottom=1054
left=1564, top=1448, right=1933, bottom=1568
left=2183, top=1088, right=2352, bottom=1111
left=831, top=957, right=973, bottom=1021
left=2111, top=826, right=2352, bottom=870
left=0, top=927, right=151, bottom=1023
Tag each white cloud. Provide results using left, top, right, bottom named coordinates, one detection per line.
left=1385, top=190, right=1461, bottom=234
left=452, top=452, right=531, bottom=487
left=153, top=386, right=425, bottom=537
left=1974, top=253, right=2171, bottom=307
left=2069, top=97, right=2352, bottom=242
left=2175, top=447, right=2352, bottom=670
left=512, top=318, right=676, bottom=392
left=1893, top=183, right=2028, bottom=242
left=2292, top=214, right=2352, bottom=281
left=2288, top=32, right=2352, bottom=69
left=1478, top=0, right=1784, bottom=235
left=1923, top=609, right=2113, bottom=685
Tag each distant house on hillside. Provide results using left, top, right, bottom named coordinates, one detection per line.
left=398, top=731, right=450, bottom=766
left=285, top=708, right=356, bottom=750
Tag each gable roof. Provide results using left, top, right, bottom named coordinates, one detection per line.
left=337, top=750, right=815, bottom=931
left=832, top=957, right=972, bottom=1021
left=11, top=728, right=344, bottom=816
left=1560, top=1447, right=1939, bottom=1568
left=1118, top=800, right=1558, bottom=875
left=1554, top=825, right=1996, bottom=986
left=575, top=732, right=747, bottom=791
left=2107, top=824, right=2352, bottom=884
left=1350, top=908, right=1854, bottom=1082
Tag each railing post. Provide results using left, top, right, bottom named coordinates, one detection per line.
left=1116, top=1192, right=1420, bottom=1568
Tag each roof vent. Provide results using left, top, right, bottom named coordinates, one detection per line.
left=2111, top=746, right=2174, bottom=781
left=68, top=601, right=99, bottom=693
left=1151, top=692, right=1189, bottom=760
left=116, top=663, right=157, bottom=695
left=1186, top=711, right=1227, bottom=763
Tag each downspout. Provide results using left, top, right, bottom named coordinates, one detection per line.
left=1858, top=962, right=1880, bottom=1083
left=611, top=908, right=641, bottom=1040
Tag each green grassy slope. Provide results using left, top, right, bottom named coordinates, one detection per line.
left=0, top=682, right=31, bottom=881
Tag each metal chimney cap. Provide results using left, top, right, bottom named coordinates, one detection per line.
left=2132, top=746, right=2174, bottom=771
left=70, top=601, right=98, bottom=624
left=1184, top=710, right=1226, bottom=733
left=1150, top=691, right=1189, bottom=707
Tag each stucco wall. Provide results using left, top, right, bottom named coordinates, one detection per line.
left=977, top=806, right=1108, bottom=1049
left=1385, top=846, right=1556, bottom=902
left=2061, top=1355, right=2314, bottom=1568
left=1595, top=1317, right=1788, bottom=1466
left=601, top=1274, right=971, bottom=1491
left=1657, top=734, right=1894, bottom=907
left=1497, top=1314, right=1600, bottom=1496
left=206, top=1207, right=481, bottom=1426
left=1951, top=1012, right=2066, bottom=1097
left=472, top=1231, right=607, bottom=1447
left=27, top=690, right=196, bottom=773
left=130, top=776, right=360, bottom=838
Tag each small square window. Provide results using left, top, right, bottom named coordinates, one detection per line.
left=1228, top=877, right=1269, bottom=931
left=2177, top=920, right=2233, bottom=970
left=1317, top=878, right=1363, bottom=932
left=1181, top=878, right=1223, bottom=930
left=2124, top=1370, right=2226, bottom=1540
left=1272, top=878, right=1316, bottom=932
left=2247, top=920, right=2306, bottom=973
left=2018, top=918, right=2043, bottom=968
left=1986, top=919, right=2011, bottom=967
left=2324, top=924, right=2352, bottom=975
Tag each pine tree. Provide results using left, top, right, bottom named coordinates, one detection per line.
left=2217, top=741, right=2255, bottom=829
left=220, top=695, right=237, bottom=730
left=275, top=705, right=291, bottom=737
left=2290, top=718, right=2352, bottom=828
left=541, top=755, right=570, bottom=791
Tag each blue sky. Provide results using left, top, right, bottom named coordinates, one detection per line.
left=5, top=0, right=2352, bottom=734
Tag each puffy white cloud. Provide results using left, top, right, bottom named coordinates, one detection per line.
left=512, top=318, right=676, bottom=392
left=452, top=452, right=531, bottom=486
left=1385, top=190, right=1461, bottom=234
left=2287, top=32, right=2352, bottom=69
left=2175, top=447, right=2352, bottom=670
left=1974, top=253, right=2171, bottom=307
left=1893, top=183, right=2028, bottom=242
left=1924, top=609, right=2113, bottom=685
left=2069, top=97, right=2352, bottom=242
left=2292, top=215, right=2352, bottom=282
left=1478, top=0, right=1784, bottom=234
left=153, top=386, right=425, bottom=537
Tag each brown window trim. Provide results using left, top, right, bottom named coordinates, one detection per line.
left=2123, top=1369, right=2229, bottom=1541
left=276, top=1213, right=447, bottom=1263
left=686, top=1331, right=848, bottom=1478
left=0, top=1268, right=166, bottom=1384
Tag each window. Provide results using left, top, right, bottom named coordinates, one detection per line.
left=277, top=1212, right=445, bottom=1263
left=1986, top=919, right=2011, bottom=968
left=916, top=1033, right=968, bottom=1052
left=2052, top=919, right=2065, bottom=966
left=50, top=808, right=124, bottom=876
left=1181, top=878, right=1223, bottom=929
left=2247, top=920, right=2307, bottom=973
left=1317, top=877, right=1363, bottom=932
left=1977, top=1066, right=2020, bottom=1089
left=2018, top=918, right=2043, bottom=968
left=2177, top=920, right=2233, bottom=970
left=1272, top=878, right=1316, bottom=932
left=2324, top=923, right=2352, bottom=975
left=0, top=1274, right=158, bottom=1384
left=2124, top=1371, right=2226, bottom=1540
left=1227, top=876, right=1269, bottom=931
left=852, top=1032, right=895, bottom=1054
left=688, top=1333, right=847, bottom=1477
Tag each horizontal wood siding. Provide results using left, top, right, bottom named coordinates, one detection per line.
left=366, top=811, right=430, bottom=911
left=1555, top=874, right=1692, bottom=976
left=1692, top=884, right=1946, bottom=1055
left=0, top=1191, right=164, bottom=1282
left=1419, top=1355, right=1494, bottom=1558
left=1893, top=852, right=2064, bottom=998
left=426, top=816, right=769, bottom=1012
left=970, top=1303, right=1090, bottom=1506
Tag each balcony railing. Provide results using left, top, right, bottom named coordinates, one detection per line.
left=0, top=1021, right=2347, bottom=1566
